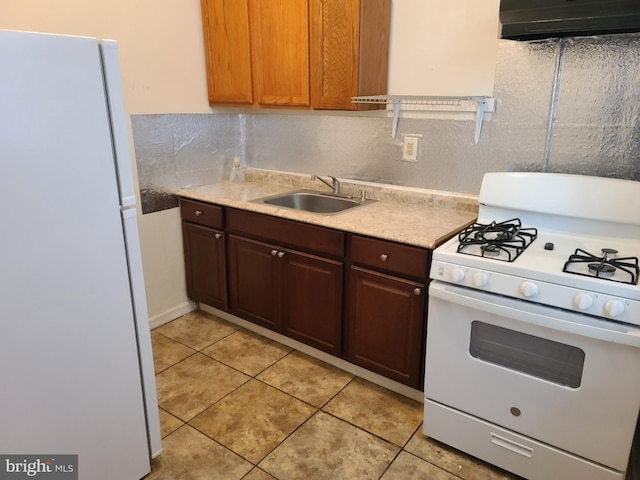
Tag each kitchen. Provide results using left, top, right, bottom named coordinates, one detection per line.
left=3, top=0, right=640, bottom=478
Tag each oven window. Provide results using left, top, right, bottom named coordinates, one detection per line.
left=469, top=321, right=585, bottom=388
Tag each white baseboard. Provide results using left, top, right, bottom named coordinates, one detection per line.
left=149, top=300, right=197, bottom=329
left=199, top=303, right=424, bottom=403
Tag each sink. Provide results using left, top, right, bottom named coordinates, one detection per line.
left=252, top=189, right=375, bottom=215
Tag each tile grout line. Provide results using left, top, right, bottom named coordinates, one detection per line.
left=156, top=320, right=420, bottom=473
left=255, top=409, right=324, bottom=477
left=179, top=339, right=317, bottom=475
left=153, top=312, right=517, bottom=480
left=167, top=330, right=364, bottom=477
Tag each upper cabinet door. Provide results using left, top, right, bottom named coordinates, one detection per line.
left=201, top=0, right=253, bottom=104
left=310, top=0, right=391, bottom=110
left=309, top=0, right=358, bottom=110
left=200, top=0, right=389, bottom=109
left=249, top=0, right=310, bottom=107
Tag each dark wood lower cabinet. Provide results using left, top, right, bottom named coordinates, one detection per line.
left=227, top=235, right=280, bottom=329
left=282, top=249, right=343, bottom=355
left=181, top=222, right=227, bottom=309
left=228, top=234, right=343, bottom=355
left=347, top=266, right=426, bottom=388
left=181, top=199, right=433, bottom=389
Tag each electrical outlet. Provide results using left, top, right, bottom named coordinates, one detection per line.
left=402, top=136, right=419, bottom=162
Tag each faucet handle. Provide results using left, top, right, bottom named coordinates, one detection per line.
left=311, top=174, right=340, bottom=194
left=329, top=176, right=340, bottom=194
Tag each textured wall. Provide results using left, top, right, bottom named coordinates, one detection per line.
left=550, top=36, right=640, bottom=178
left=132, top=33, right=640, bottom=213
left=132, top=114, right=244, bottom=213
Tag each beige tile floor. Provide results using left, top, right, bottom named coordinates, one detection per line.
left=145, top=310, right=521, bottom=480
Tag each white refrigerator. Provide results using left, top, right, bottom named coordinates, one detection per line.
left=0, top=30, right=161, bottom=478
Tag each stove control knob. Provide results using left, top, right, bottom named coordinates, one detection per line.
left=472, top=272, right=489, bottom=288
left=574, top=293, right=594, bottom=310
left=520, top=281, right=539, bottom=298
left=450, top=267, right=465, bottom=283
left=605, top=299, right=625, bottom=317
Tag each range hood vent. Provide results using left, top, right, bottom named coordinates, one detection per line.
left=500, top=0, right=640, bottom=40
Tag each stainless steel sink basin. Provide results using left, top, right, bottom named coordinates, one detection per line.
left=252, top=189, right=375, bottom=215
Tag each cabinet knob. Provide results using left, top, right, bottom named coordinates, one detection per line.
left=214, top=233, right=222, bottom=240
left=380, top=254, right=388, bottom=262
left=413, top=288, right=421, bottom=296
left=195, top=210, right=202, bottom=216
left=271, top=249, right=278, bottom=256
left=277, top=251, right=285, bottom=258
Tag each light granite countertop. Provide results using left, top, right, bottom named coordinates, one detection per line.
left=178, top=169, right=478, bottom=250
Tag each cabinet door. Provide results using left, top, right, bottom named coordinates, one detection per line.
left=310, top=0, right=391, bottom=110
left=201, top=0, right=253, bottom=104
left=228, top=235, right=280, bottom=329
left=347, top=266, right=426, bottom=388
left=282, top=249, right=343, bottom=355
left=309, top=0, right=358, bottom=110
left=182, top=222, right=228, bottom=309
left=249, top=0, right=310, bottom=106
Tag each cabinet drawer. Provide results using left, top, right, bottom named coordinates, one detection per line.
left=351, top=235, right=429, bottom=278
left=227, top=208, right=345, bottom=258
left=180, top=198, right=223, bottom=228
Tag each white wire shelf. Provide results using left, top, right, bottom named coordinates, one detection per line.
left=351, top=95, right=496, bottom=144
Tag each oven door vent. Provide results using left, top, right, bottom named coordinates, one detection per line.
left=469, top=321, right=585, bottom=388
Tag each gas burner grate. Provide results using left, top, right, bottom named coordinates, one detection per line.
left=457, top=218, right=538, bottom=262
left=563, top=248, right=639, bottom=285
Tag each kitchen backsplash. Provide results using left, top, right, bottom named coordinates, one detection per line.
left=132, top=33, right=640, bottom=214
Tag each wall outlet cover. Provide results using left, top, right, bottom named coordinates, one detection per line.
left=402, top=136, right=419, bottom=162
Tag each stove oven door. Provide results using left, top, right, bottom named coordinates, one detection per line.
left=425, top=281, right=640, bottom=479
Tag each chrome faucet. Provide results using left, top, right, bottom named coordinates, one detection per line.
left=311, top=175, right=340, bottom=194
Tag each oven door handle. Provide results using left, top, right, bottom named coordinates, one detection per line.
left=429, top=281, right=640, bottom=347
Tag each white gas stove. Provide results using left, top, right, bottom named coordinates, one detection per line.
left=432, top=172, right=640, bottom=321
left=424, top=172, right=640, bottom=480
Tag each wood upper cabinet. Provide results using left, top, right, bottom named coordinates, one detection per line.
left=200, top=0, right=390, bottom=110
left=310, top=0, right=391, bottom=110
left=250, top=0, right=310, bottom=107
left=200, top=0, right=253, bottom=104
